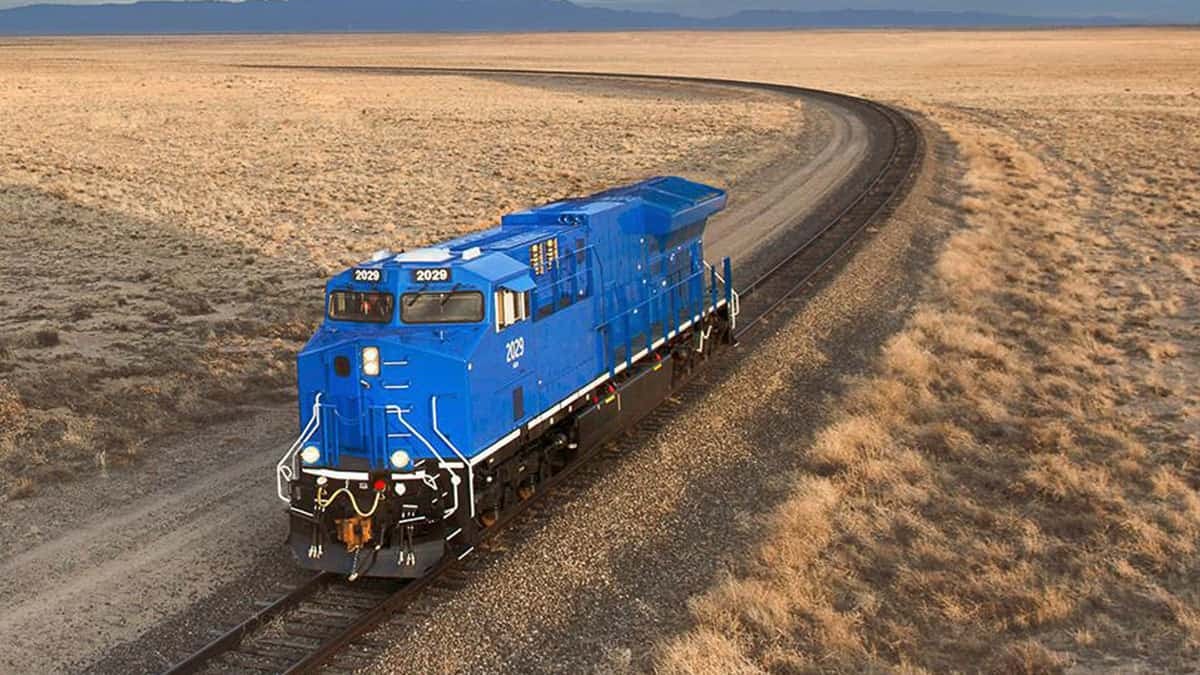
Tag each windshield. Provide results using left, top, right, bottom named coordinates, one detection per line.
left=328, top=291, right=394, bottom=323
left=401, top=291, right=484, bottom=324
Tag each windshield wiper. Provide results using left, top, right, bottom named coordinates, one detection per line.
left=440, top=283, right=463, bottom=306
left=406, top=283, right=430, bottom=306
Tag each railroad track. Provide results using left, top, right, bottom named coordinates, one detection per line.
left=163, top=69, right=922, bottom=675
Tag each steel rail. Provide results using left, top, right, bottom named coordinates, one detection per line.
left=738, top=102, right=904, bottom=299
left=162, top=67, right=922, bottom=675
left=165, top=572, right=333, bottom=674
left=734, top=99, right=919, bottom=336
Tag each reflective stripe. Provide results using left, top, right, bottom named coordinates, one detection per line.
left=432, top=396, right=475, bottom=518
left=391, top=471, right=431, bottom=481
left=302, top=468, right=370, bottom=481
left=469, top=429, right=521, bottom=466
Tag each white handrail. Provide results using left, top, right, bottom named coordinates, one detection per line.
left=276, top=393, right=323, bottom=503
left=705, top=260, right=740, bottom=330
left=388, top=405, right=461, bottom=519
left=432, top=396, right=476, bottom=518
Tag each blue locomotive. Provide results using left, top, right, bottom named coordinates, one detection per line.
left=276, top=177, right=738, bottom=578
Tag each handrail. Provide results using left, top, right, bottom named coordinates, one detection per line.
left=532, top=265, right=590, bottom=317
left=705, top=259, right=740, bottom=330
left=594, top=265, right=706, bottom=333
left=431, top=396, right=475, bottom=518
left=276, top=393, right=324, bottom=503
left=387, top=405, right=461, bottom=519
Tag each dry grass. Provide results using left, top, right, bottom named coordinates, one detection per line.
left=648, top=29, right=1200, bottom=674
left=0, top=51, right=798, bottom=497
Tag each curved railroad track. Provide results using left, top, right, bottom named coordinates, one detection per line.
left=163, top=67, right=922, bottom=675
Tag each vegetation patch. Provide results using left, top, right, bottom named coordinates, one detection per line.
left=659, top=84, right=1198, bottom=673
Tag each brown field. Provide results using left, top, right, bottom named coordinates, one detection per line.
left=0, top=27, right=1197, bottom=673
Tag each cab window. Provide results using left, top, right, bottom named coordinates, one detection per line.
left=328, top=291, right=394, bottom=323
left=495, top=289, right=530, bottom=331
left=400, top=291, right=484, bottom=324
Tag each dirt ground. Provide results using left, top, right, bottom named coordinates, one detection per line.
left=1, top=27, right=1197, bottom=674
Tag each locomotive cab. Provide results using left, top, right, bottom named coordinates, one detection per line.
left=282, top=246, right=539, bottom=577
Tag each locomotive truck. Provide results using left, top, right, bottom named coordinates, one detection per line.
left=276, top=176, right=738, bottom=579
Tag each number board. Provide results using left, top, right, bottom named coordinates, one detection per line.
left=353, top=268, right=383, bottom=283
left=411, top=268, right=452, bottom=284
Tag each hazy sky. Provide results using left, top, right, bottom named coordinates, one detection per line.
left=0, top=0, right=1195, bottom=21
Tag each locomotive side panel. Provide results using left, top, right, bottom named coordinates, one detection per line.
left=522, top=224, right=602, bottom=424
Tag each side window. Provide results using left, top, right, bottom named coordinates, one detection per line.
left=494, top=288, right=530, bottom=331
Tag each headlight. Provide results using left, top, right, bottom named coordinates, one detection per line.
left=361, top=346, right=380, bottom=376
left=390, top=450, right=411, bottom=469
left=300, top=445, right=321, bottom=465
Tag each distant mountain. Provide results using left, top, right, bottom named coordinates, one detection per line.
left=0, top=0, right=1139, bottom=36
left=717, top=9, right=1130, bottom=28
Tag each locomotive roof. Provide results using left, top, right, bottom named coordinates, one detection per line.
left=498, top=175, right=726, bottom=233
left=383, top=176, right=726, bottom=284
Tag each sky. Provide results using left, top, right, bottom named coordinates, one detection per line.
left=0, top=0, right=1195, bottom=22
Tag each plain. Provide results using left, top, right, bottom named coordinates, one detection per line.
left=0, top=27, right=1196, bottom=674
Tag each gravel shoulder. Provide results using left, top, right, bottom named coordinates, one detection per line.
left=0, top=75, right=852, bottom=674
